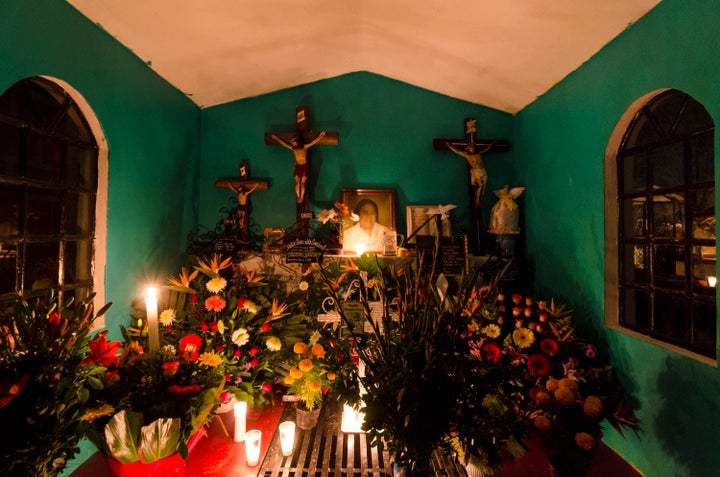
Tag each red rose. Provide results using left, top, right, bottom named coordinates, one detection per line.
left=210, top=321, right=219, bottom=332
left=261, top=323, right=271, bottom=332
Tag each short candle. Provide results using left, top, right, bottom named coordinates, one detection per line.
left=278, top=421, right=295, bottom=456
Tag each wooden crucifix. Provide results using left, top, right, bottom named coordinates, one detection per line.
left=433, top=118, right=509, bottom=255
left=215, top=161, right=269, bottom=242
left=265, top=105, right=339, bottom=237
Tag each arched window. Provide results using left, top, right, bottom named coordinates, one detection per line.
left=0, top=77, right=101, bottom=308
left=606, top=89, right=716, bottom=362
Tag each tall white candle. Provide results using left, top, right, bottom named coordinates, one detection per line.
left=234, top=401, right=247, bottom=442
left=145, top=286, right=160, bottom=352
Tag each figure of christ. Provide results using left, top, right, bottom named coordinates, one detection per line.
left=270, top=131, right=326, bottom=203
left=445, top=141, right=494, bottom=207
left=224, top=182, right=260, bottom=230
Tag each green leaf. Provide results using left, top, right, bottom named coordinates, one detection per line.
left=139, top=417, right=181, bottom=463
left=104, top=410, right=142, bottom=464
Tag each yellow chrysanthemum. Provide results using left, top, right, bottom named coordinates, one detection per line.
left=298, top=358, right=314, bottom=372
left=512, top=327, right=535, bottom=348
left=80, top=403, right=115, bottom=422
left=293, top=342, right=308, bottom=355
left=289, top=367, right=303, bottom=379
left=198, top=352, right=223, bottom=367
left=311, top=343, right=326, bottom=358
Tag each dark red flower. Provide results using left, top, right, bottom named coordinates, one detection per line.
left=200, top=321, right=209, bottom=332
left=249, top=346, right=259, bottom=356
left=482, top=342, right=502, bottom=364
left=261, top=323, right=271, bottom=332
left=210, top=321, right=219, bottom=332
left=527, top=354, right=552, bottom=376
left=190, top=294, right=198, bottom=304
left=540, top=338, right=560, bottom=355
left=261, top=383, right=272, bottom=392
left=179, top=333, right=202, bottom=360
left=162, top=361, right=180, bottom=376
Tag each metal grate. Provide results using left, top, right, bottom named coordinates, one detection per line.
left=258, top=403, right=467, bottom=477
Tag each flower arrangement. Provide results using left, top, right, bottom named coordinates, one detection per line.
left=316, top=202, right=358, bottom=250
left=155, top=254, right=308, bottom=408
left=82, top=331, right=224, bottom=465
left=468, top=292, right=640, bottom=475
left=281, top=329, right=338, bottom=411
left=317, top=253, right=519, bottom=472
left=0, top=292, right=111, bottom=477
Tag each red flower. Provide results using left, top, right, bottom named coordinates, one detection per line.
left=261, top=383, right=272, bottom=392
left=261, top=323, right=271, bottom=332
left=81, top=332, right=122, bottom=367
left=215, top=344, right=224, bottom=352
left=168, top=384, right=201, bottom=394
left=179, top=334, right=202, bottom=360
left=249, top=357, right=260, bottom=367
left=249, top=346, right=259, bottom=356
left=540, top=338, right=560, bottom=355
left=190, top=294, right=198, bottom=303
left=104, top=369, right=119, bottom=384
left=482, top=342, right=502, bottom=364
left=205, top=295, right=226, bottom=313
left=237, top=297, right=246, bottom=309
left=200, top=322, right=209, bottom=332
left=0, top=374, right=29, bottom=409
left=210, top=321, right=219, bottom=332
left=162, top=361, right=180, bottom=376
left=527, top=354, right=552, bottom=376
left=233, top=349, right=241, bottom=358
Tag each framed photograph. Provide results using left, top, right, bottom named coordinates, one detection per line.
left=340, top=189, right=396, bottom=254
left=406, top=205, right=452, bottom=244
left=263, top=227, right=286, bottom=253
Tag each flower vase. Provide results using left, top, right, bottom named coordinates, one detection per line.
left=295, top=403, right=322, bottom=430
left=103, top=428, right=204, bottom=477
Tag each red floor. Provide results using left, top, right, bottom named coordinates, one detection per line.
left=71, top=400, right=642, bottom=477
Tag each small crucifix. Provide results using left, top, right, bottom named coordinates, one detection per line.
left=265, top=105, right=339, bottom=237
left=433, top=118, right=509, bottom=254
left=215, top=161, right=269, bottom=241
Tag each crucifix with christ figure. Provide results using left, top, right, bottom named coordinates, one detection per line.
left=265, top=105, right=339, bottom=237
left=215, top=161, right=269, bottom=242
left=433, top=118, right=509, bottom=254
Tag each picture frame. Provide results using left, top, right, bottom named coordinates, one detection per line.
left=406, top=205, right=452, bottom=244
left=263, top=227, right=286, bottom=253
left=340, top=189, right=396, bottom=254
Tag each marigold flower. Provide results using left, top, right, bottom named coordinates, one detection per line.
left=327, top=372, right=336, bottom=381
left=311, top=343, right=326, bottom=358
left=159, top=308, right=176, bottom=326
left=206, top=276, right=227, bottom=293
left=205, top=295, right=226, bottom=313
left=512, top=328, right=535, bottom=348
left=289, top=367, right=303, bottom=379
left=265, top=336, right=282, bottom=351
left=284, top=374, right=295, bottom=385
left=554, top=387, right=576, bottom=406
left=299, top=281, right=309, bottom=291
left=298, top=358, right=314, bottom=372
left=293, top=342, right=308, bottom=354
left=583, top=395, right=604, bottom=418
left=198, top=352, right=223, bottom=367
left=308, top=381, right=322, bottom=392
left=558, top=377, right=579, bottom=393
left=545, top=378, right=560, bottom=393
left=533, top=415, right=551, bottom=433
left=574, top=432, right=596, bottom=450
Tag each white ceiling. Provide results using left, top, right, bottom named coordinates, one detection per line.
left=67, top=0, right=661, bottom=114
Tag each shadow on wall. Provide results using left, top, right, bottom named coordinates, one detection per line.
left=655, top=356, right=720, bottom=477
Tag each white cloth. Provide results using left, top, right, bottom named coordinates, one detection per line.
left=342, top=222, right=390, bottom=253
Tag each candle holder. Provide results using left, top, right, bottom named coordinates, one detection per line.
left=278, top=421, right=295, bottom=456
left=244, top=429, right=262, bottom=467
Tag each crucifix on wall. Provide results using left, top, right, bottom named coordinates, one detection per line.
left=265, top=105, right=339, bottom=237
left=215, top=161, right=269, bottom=242
left=433, top=118, right=509, bottom=254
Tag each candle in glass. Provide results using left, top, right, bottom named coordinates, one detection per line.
left=278, top=421, right=295, bottom=456
left=145, top=286, right=160, bottom=352
left=234, top=401, right=247, bottom=442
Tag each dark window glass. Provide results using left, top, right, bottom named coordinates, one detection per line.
left=617, top=89, right=716, bottom=359
left=0, top=77, right=97, bottom=306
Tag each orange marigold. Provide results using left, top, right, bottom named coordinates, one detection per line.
left=298, top=358, right=314, bottom=372
left=574, top=432, right=596, bottom=450
left=583, top=395, right=604, bottom=418
left=293, top=342, right=308, bottom=354
left=554, top=387, right=576, bottom=406
left=311, top=343, right=326, bottom=358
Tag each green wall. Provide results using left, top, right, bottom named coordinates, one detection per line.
left=199, top=72, right=515, bottom=250
left=515, top=0, right=720, bottom=475
left=1, top=2, right=201, bottom=471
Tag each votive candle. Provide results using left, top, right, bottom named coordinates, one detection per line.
left=278, top=421, right=295, bottom=456
left=234, top=401, right=247, bottom=442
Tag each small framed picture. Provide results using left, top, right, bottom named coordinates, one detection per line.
left=406, top=205, right=452, bottom=244
left=263, top=227, right=286, bottom=253
left=340, top=189, right=396, bottom=254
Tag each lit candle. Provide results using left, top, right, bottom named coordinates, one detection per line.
left=278, top=421, right=295, bottom=456
left=145, top=286, right=160, bottom=352
left=355, top=242, right=366, bottom=257
left=709, top=276, right=717, bottom=288
left=234, top=401, right=247, bottom=442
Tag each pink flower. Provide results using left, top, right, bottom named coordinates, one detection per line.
left=261, top=383, right=272, bottom=392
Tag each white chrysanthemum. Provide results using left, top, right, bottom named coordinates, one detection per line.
left=265, top=336, right=282, bottom=351
left=299, top=280, right=309, bottom=291
left=242, top=300, right=259, bottom=314
left=482, top=323, right=501, bottom=338
left=309, top=330, right=321, bottom=346
left=161, top=344, right=177, bottom=358
left=206, top=276, right=227, bottom=293
left=231, top=327, right=250, bottom=346
left=159, top=308, right=176, bottom=326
